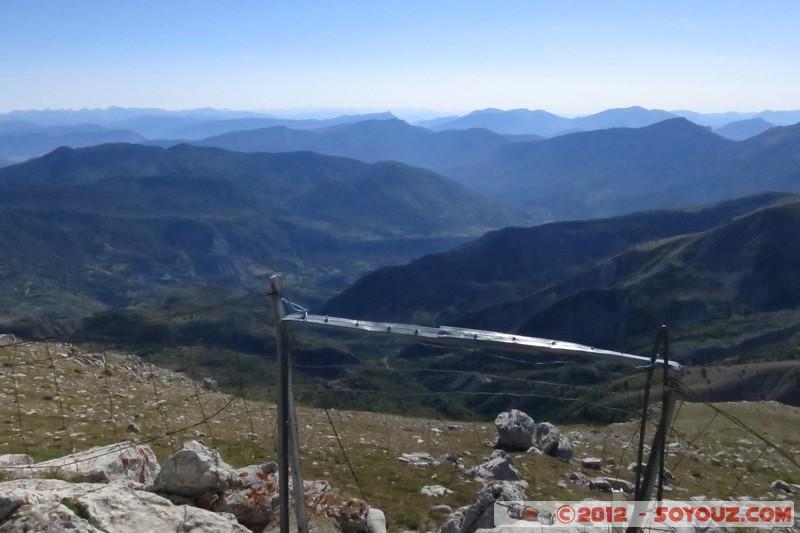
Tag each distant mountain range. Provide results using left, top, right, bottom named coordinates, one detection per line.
left=713, top=117, right=775, bottom=140
left=152, top=116, right=799, bottom=223
left=0, top=142, right=526, bottom=332
left=3, top=106, right=799, bottom=167
left=0, top=122, right=145, bottom=164
left=446, top=118, right=800, bottom=219
left=417, top=106, right=800, bottom=136
left=187, top=118, right=522, bottom=170
left=420, top=106, right=677, bottom=136
left=5, top=111, right=800, bottom=226
left=324, top=192, right=800, bottom=364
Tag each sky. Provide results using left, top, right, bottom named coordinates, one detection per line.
left=1, top=0, right=799, bottom=118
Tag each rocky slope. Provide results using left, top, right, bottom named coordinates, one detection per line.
left=2, top=336, right=799, bottom=532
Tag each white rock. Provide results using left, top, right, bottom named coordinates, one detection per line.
left=0, top=478, right=250, bottom=532
left=494, top=410, right=535, bottom=451
left=12, top=442, right=159, bottom=485
left=421, top=485, right=454, bottom=497
left=0, top=454, right=33, bottom=470
left=535, top=422, right=560, bottom=454
left=581, top=457, right=603, bottom=469
left=367, top=508, right=387, bottom=533
left=474, top=455, right=521, bottom=482
left=152, top=440, right=234, bottom=498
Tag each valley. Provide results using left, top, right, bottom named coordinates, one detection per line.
left=2, top=107, right=800, bottom=425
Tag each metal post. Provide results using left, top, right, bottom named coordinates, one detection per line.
left=288, top=366, right=308, bottom=533
left=627, top=327, right=679, bottom=533
left=632, top=327, right=664, bottom=499
left=270, top=278, right=291, bottom=533
left=269, top=276, right=308, bottom=533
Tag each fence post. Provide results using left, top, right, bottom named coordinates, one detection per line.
left=269, top=276, right=308, bottom=533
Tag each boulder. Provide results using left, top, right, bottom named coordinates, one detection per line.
left=494, top=410, right=535, bottom=451
left=0, top=478, right=250, bottom=532
left=9, top=442, right=159, bottom=485
left=437, top=481, right=526, bottom=533
left=366, top=508, right=386, bottom=533
left=535, top=422, right=560, bottom=454
left=554, top=433, right=573, bottom=461
left=151, top=440, right=234, bottom=498
left=203, top=463, right=280, bottom=530
left=474, top=451, right=521, bottom=482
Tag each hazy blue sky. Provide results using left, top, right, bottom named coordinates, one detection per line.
left=2, top=0, right=799, bottom=117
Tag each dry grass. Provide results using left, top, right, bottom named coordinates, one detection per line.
left=2, top=340, right=799, bottom=532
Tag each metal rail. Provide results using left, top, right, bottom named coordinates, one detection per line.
left=281, top=313, right=682, bottom=371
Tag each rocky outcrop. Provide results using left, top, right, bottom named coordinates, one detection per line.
left=0, top=441, right=383, bottom=533
left=0, top=442, right=159, bottom=485
left=494, top=409, right=535, bottom=451
left=0, top=454, right=32, bottom=470
left=0, top=478, right=250, bottom=532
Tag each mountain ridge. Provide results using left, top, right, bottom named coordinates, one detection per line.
left=0, top=143, right=527, bottom=329
left=324, top=192, right=800, bottom=363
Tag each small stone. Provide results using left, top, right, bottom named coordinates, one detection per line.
left=581, top=457, right=603, bottom=469
left=421, top=485, right=453, bottom=497
left=772, top=480, right=794, bottom=493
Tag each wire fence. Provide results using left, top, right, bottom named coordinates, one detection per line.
left=2, top=297, right=800, bottom=531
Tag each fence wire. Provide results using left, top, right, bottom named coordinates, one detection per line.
left=1, top=298, right=799, bottom=533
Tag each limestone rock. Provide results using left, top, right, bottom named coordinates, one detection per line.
left=10, top=442, right=159, bottom=485
left=205, top=463, right=280, bottom=530
left=0, top=478, right=250, bottom=532
left=0, top=454, right=33, bottom=471
left=581, top=457, right=603, bottom=469
left=494, top=409, right=535, bottom=451
left=421, top=485, right=454, bottom=497
left=535, top=422, right=560, bottom=454
left=366, top=508, right=387, bottom=533
left=437, top=481, right=526, bottom=533
left=151, top=440, right=234, bottom=498
left=565, top=471, right=590, bottom=488
left=474, top=451, right=521, bottom=482
left=554, top=433, right=573, bottom=461
left=398, top=452, right=438, bottom=467
left=772, top=480, right=794, bottom=493
left=589, top=477, right=634, bottom=493
left=0, top=500, right=98, bottom=532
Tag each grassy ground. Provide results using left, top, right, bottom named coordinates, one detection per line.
left=2, top=340, right=799, bottom=532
